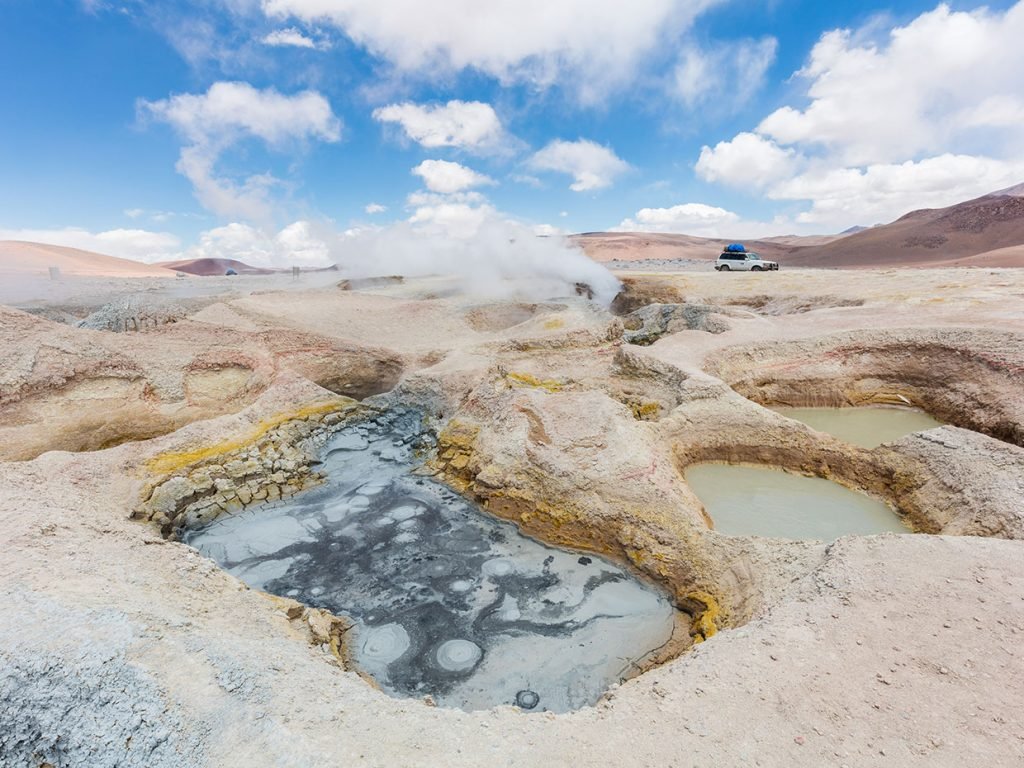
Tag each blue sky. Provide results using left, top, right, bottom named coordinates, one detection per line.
left=1, top=0, right=1023, bottom=265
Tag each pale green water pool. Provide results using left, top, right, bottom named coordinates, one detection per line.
left=770, top=405, right=943, bottom=448
left=685, top=463, right=909, bottom=540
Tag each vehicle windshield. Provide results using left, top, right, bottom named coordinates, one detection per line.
left=748, top=253, right=761, bottom=259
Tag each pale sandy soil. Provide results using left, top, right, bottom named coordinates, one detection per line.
left=1, top=266, right=1023, bottom=767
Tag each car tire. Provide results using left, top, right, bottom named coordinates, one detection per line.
left=751, top=265, right=762, bottom=271
left=719, top=265, right=730, bottom=271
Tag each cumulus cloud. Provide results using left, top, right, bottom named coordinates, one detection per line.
left=0, top=227, right=182, bottom=262
left=364, top=203, right=387, bottom=214
left=532, top=223, right=564, bottom=236
left=695, top=2, right=1024, bottom=229
left=529, top=139, right=630, bottom=192
left=166, top=220, right=333, bottom=268
left=406, top=200, right=499, bottom=239
left=139, top=81, right=341, bottom=221
left=614, top=203, right=788, bottom=238
left=372, top=100, right=506, bottom=153
left=616, top=203, right=737, bottom=236
left=771, top=154, right=1024, bottom=226
left=274, top=220, right=333, bottom=263
left=261, top=27, right=329, bottom=49
left=758, top=3, right=1024, bottom=165
left=262, top=0, right=719, bottom=100
left=696, top=132, right=799, bottom=188
left=673, top=36, right=777, bottom=111
left=411, top=159, right=495, bottom=194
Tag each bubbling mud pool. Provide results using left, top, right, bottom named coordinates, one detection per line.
left=685, top=463, right=908, bottom=540
left=770, top=405, right=943, bottom=448
left=185, top=410, right=675, bottom=713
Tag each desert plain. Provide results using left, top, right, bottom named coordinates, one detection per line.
left=1, top=256, right=1023, bottom=767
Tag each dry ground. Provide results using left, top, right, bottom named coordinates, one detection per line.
left=1, top=266, right=1023, bottom=767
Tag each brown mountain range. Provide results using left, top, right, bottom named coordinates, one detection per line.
left=573, top=183, right=1024, bottom=268
left=784, top=185, right=1024, bottom=267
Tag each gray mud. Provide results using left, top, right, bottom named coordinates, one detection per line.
left=185, top=410, right=675, bottom=713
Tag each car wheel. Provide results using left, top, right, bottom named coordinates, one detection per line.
left=719, top=265, right=730, bottom=271
left=751, top=265, right=762, bottom=271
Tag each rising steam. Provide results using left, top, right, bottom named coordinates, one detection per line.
left=310, top=218, right=622, bottom=306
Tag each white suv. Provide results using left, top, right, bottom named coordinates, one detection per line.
left=715, top=252, right=779, bottom=271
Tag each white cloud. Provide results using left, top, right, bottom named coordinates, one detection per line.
left=175, top=147, right=278, bottom=222
left=262, top=0, right=720, bottom=100
left=273, top=220, right=332, bottom=264
left=184, top=223, right=276, bottom=265
left=124, top=207, right=203, bottom=224
left=372, top=100, right=506, bottom=153
left=364, top=203, right=387, bottom=214
left=695, top=2, right=1024, bottom=229
left=141, top=80, right=340, bottom=147
left=177, top=220, right=334, bottom=268
left=696, top=132, right=799, bottom=188
left=0, top=227, right=182, bottom=262
left=532, top=223, right=564, bottom=236
left=616, top=203, right=737, bottom=235
left=412, top=159, right=495, bottom=194
left=673, top=37, right=776, bottom=111
left=140, top=81, right=341, bottom=221
left=614, top=202, right=792, bottom=237
left=757, top=3, right=1024, bottom=165
left=771, top=154, right=1024, bottom=226
left=407, top=201, right=499, bottom=239
left=529, top=139, right=630, bottom=192
left=262, top=27, right=328, bottom=49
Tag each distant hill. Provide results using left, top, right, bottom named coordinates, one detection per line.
left=159, top=258, right=339, bottom=276
left=157, top=257, right=275, bottom=276
left=573, top=184, right=1024, bottom=268
left=786, top=185, right=1024, bottom=268
left=0, top=240, right=176, bottom=277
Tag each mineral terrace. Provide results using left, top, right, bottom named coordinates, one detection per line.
left=2, top=267, right=1023, bottom=766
